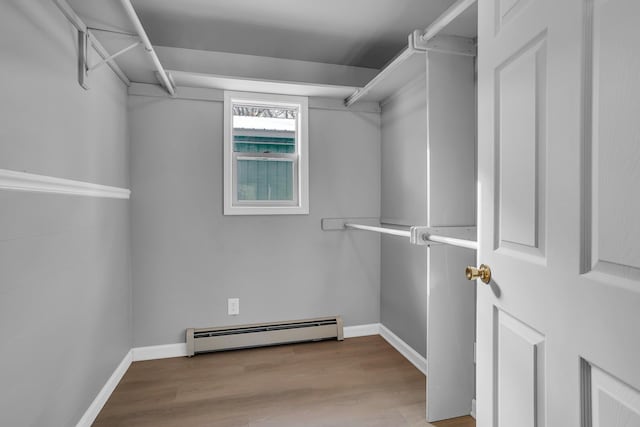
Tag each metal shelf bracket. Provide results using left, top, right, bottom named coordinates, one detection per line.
left=77, top=29, right=89, bottom=89
left=88, top=40, right=141, bottom=72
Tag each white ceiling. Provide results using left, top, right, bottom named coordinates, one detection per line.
left=68, top=0, right=477, bottom=70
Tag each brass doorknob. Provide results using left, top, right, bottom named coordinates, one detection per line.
left=466, top=264, right=491, bottom=284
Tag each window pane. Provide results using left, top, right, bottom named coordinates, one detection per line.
left=237, top=159, right=294, bottom=201
left=233, top=104, right=296, bottom=154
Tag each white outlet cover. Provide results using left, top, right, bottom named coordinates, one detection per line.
left=228, top=298, right=239, bottom=315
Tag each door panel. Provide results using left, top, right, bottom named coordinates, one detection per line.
left=496, top=0, right=533, bottom=32
left=586, top=0, right=640, bottom=280
left=477, top=0, right=640, bottom=426
left=495, top=34, right=547, bottom=256
left=587, top=363, right=640, bottom=427
left=495, top=309, right=545, bottom=427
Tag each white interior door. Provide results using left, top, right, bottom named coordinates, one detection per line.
left=476, top=0, right=640, bottom=426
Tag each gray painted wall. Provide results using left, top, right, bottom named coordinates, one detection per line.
left=129, top=94, right=381, bottom=346
left=0, top=2, right=131, bottom=426
left=379, top=72, right=429, bottom=357
left=380, top=233, right=428, bottom=356
left=426, top=53, right=476, bottom=227
left=380, top=74, right=428, bottom=227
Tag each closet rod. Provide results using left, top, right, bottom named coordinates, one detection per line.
left=119, top=0, right=176, bottom=96
left=420, top=0, right=477, bottom=43
left=424, top=234, right=478, bottom=250
left=345, top=223, right=478, bottom=250
left=345, top=223, right=411, bottom=238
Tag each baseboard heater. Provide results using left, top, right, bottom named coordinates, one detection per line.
left=186, top=316, right=344, bottom=357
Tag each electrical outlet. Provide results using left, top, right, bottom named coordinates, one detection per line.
left=228, top=298, right=239, bottom=315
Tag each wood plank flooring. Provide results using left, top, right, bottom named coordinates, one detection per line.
left=94, top=336, right=475, bottom=427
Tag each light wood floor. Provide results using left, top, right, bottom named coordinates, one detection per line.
left=95, top=336, right=475, bottom=427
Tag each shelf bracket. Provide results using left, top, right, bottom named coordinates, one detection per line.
left=77, top=29, right=89, bottom=90
left=53, top=0, right=131, bottom=89
left=410, top=30, right=429, bottom=52
left=88, top=41, right=141, bottom=72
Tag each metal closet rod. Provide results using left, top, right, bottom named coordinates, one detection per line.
left=423, top=233, right=478, bottom=251
left=345, top=223, right=478, bottom=250
left=119, top=0, right=175, bottom=96
left=345, top=223, right=411, bottom=238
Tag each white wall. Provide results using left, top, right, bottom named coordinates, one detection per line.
left=0, top=2, right=131, bottom=426
left=129, top=91, right=381, bottom=346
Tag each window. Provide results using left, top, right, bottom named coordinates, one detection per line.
left=224, top=91, right=309, bottom=215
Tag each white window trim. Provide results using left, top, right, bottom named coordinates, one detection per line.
left=223, top=91, right=309, bottom=215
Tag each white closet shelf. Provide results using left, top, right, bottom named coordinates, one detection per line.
left=166, top=70, right=358, bottom=99
left=344, top=34, right=476, bottom=106
left=344, top=0, right=477, bottom=107
left=344, top=46, right=426, bottom=106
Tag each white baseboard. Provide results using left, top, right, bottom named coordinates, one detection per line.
left=131, top=324, right=388, bottom=360
left=344, top=323, right=427, bottom=376
left=131, top=343, right=187, bottom=361
left=471, top=398, right=476, bottom=419
left=343, top=323, right=380, bottom=338
left=76, top=350, right=132, bottom=427
left=379, top=324, right=427, bottom=375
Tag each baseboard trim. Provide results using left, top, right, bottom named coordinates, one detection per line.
left=343, top=323, right=380, bottom=338
left=471, top=398, right=476, bottom=419
left=131, top=343, right=188, bottom=361
left=130, top=324, right=382, bottom=360
left=76, top=350, right=132, bottom=427
left=379, top=324, right=427, bottom=375
left=0, top=168, right=130, bottom=199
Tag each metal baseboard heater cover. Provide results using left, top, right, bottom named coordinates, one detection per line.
left=186, top=316, right=344, bottom=357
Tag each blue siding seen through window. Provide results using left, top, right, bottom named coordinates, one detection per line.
left=237, top=159, right=293, bottom=201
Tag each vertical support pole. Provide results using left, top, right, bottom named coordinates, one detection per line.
left=77, top=29, right=89, bottom=90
